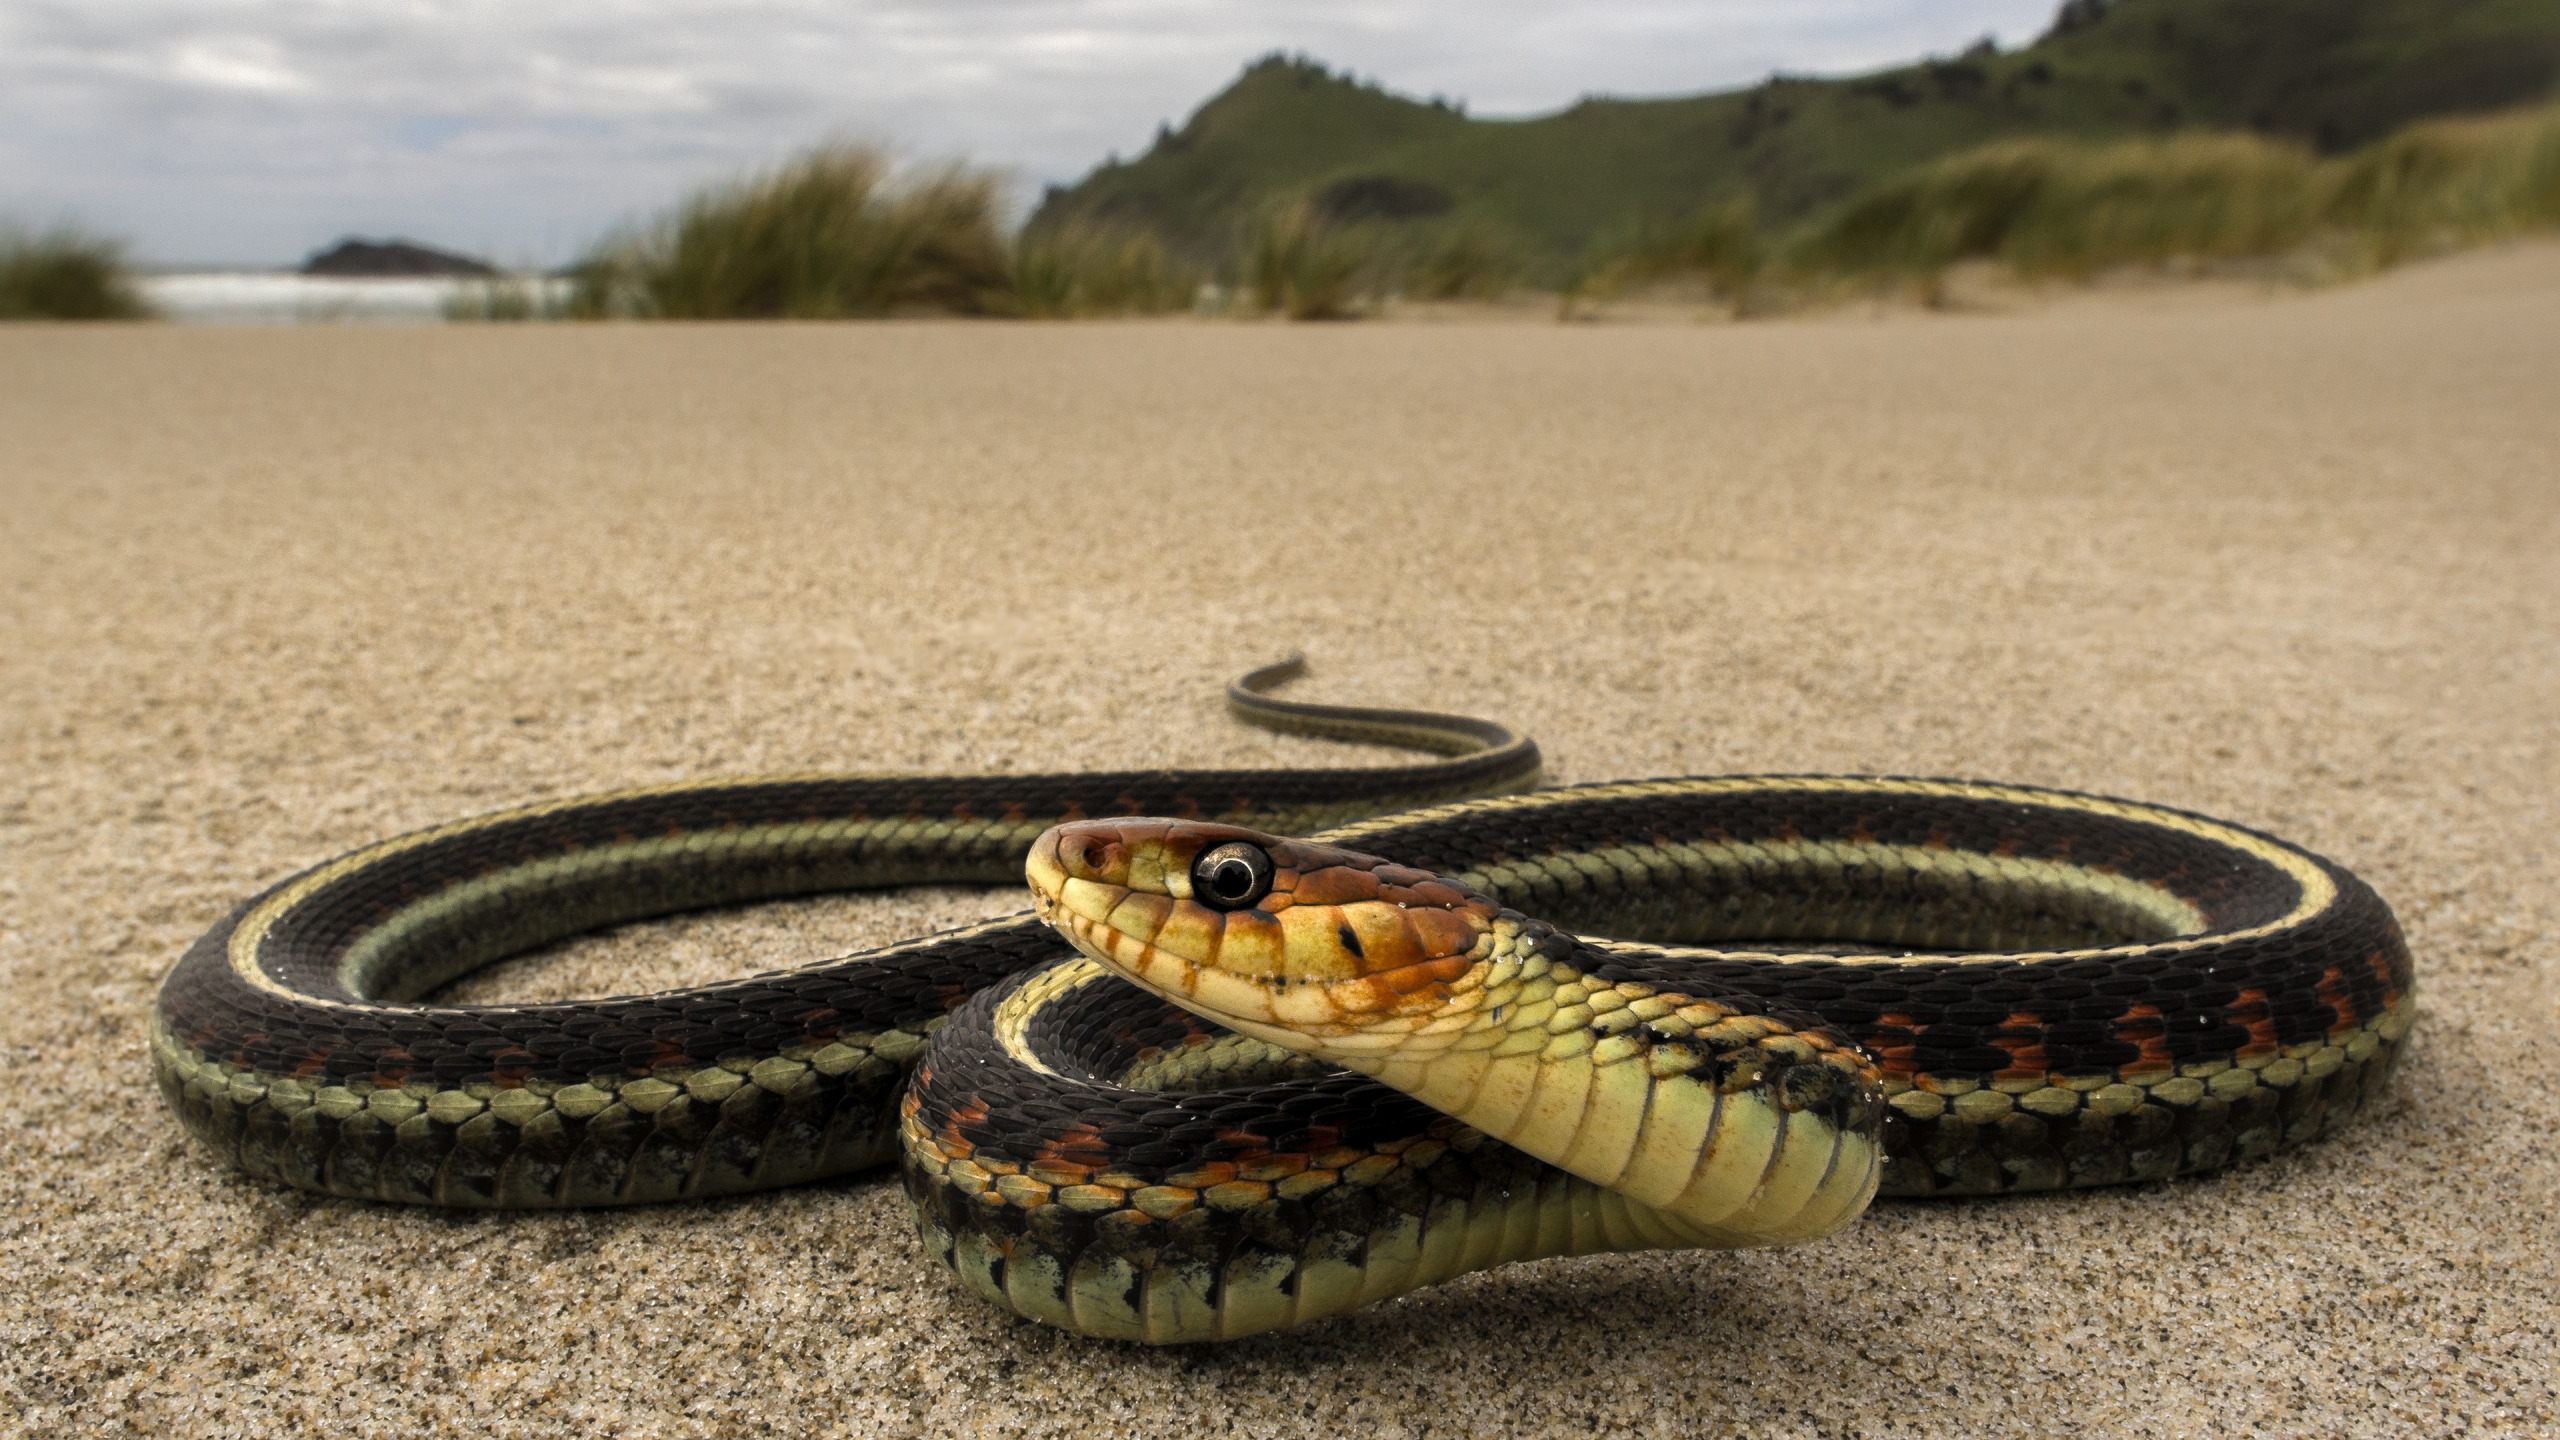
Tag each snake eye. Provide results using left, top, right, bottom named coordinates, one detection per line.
left=1191, top=842, right=1274, bottom=910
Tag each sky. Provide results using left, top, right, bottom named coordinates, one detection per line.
left=1, top=1, right=2061, bottom=268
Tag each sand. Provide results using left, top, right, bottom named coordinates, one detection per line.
left=3, top=245, right=2555, bottom=1439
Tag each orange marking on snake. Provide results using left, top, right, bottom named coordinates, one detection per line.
left=937, top=1097, right=989, bottom=1159
left=1863, top=1012, right=1922, bottom=1080
left=1214, top=1128, right=1272, bottom=1158
left=1033, top=1124, right=1112, bottom=1171
left=2229, top=989, right=2280, bottom=1059
left=1988, top=1014, right=2049, bottom=1083
left=2315, top=967, right=2362, bottom=1035
left=370, top=1047, right=416, bottom=1088
left=2109, top=1003, right=2176, bottom=1077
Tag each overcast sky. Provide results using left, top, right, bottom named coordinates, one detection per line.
left=1, top=1, right=2060, bottom=267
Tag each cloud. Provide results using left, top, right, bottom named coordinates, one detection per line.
left=168, top=37, right=312, bottom=95
left=0, top=0, right=2059, bottom=265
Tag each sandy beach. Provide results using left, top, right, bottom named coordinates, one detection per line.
left=3, top=246, right=2555, bottom=1438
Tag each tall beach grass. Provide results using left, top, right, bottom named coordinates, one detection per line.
left=1779, top=103, right=2560, bottom=301
left=1232, top=211, right=1528, bottom=315
left=1402, top=224, right=1521, bottom=302
left=0, top=228, right=153, bottom=320
left=1015, top=225, right=1201, bottom=317
left=572, top=145, right=1213, bottom=320
left=573, top=148, right=1015, bottom=319
left=440, top=103, right=2560, bottom=327
left=1564, top=196, right=1762, bottom=316
left=1240, top=204, right=1380, bottom=319
left=2321, top=107, right=2560, bottom=269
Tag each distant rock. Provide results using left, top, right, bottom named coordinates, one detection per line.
left=302, top=238, right=496, bottom=277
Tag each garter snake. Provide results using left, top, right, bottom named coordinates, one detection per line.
left=153, top=662, right=2415, bottom=1344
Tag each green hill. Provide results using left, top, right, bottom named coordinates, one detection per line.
left=1028, top=0, right=2560, bottom=267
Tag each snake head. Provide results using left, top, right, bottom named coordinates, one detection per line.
left=1026, top=821, right=1506, bottom=1046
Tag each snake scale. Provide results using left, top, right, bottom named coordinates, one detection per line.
left=153, top=661, right=2416, bottom=1343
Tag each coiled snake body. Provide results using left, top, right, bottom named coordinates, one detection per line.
left=153, top=663, right=2415, bottom=1343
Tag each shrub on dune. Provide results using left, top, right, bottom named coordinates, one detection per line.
left=1014, top=225, right=1201, bottom=317
left=578, top=147, right=1016, bottom=319
left=1779, top=102, right=2560, bottom=301
left=1781, top=135, right=2318, bottom=296
left=0, top=228, right=153, bottom=321
left=1567, top=196, right=1763, bottom=315
left=1404, top=224, right=1520, bottom=302
left=2320, top=106, right=2560, bottom=269
left=1242, top=204, right=1376, bottom=320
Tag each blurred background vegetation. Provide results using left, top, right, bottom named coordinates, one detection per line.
left=8, top=0, right=2558, bottom=322
left=0, top=229, right=154, bottom=320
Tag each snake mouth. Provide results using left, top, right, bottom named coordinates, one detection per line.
left=1024, top=820, right=1501, bottom=1037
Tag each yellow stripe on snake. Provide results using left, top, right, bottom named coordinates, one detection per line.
left=152, top=663, right=2415, bottom=1343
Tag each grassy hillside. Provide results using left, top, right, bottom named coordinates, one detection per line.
left=1030, top=0, right=2560, bottom=269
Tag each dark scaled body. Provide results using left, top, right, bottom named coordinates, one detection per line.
left=154, top=751, right=2412, bottom=1341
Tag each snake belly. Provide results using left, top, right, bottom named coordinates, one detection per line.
left=151, top=671, right=2415, bottom=1345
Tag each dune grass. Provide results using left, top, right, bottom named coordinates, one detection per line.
left=1229, top=210, right=1529, bottom=315
left=1777, top=102, right=2560, bottom=302
left=1398, top=224, right=1522, bottom=302
left=2321, top=106, right=2560, bottom=268
left=488, top=103, right=2560, bottom=327
left=1015, top=225, right=1201, bottom=317
left=572, top=148, right=1016, bottom=319
left=0, top=228, right=153, bottom=320
left=1239, top=204, right=1381, bottom=319
left=570, top=146, right=1207, bottom=320
left=1564, top=196, right=1764, bottom=316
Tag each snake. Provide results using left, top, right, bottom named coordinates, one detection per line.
left=152, top=661, right=2417, bottom=1344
